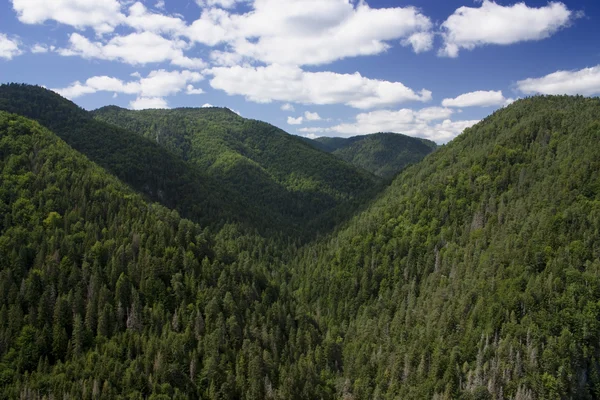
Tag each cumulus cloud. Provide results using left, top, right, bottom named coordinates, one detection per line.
left=298, top=127, right=323, bottom=134
left=186, top=84, right=205, bottom=94
left=11, top=0, right=124, bottom=34
left=15, top=0, right=436, bottom=73
left=304, top=111, right=321, bottom=121
left=59, top=32, right=206, bottom=69
left=130, top=96, right=168, bottom=110
left=440, top=1, right=576, bottom=57
left=187, top=0, right=434, bottom=66
left=287, top=116, right=303, bottom=125
left=126, top=2, right=186, bottom=34
left=0, top=34, right=22, bottom=60
left=208, top=64, right=432, bottom=109
left=517, top=65, right=600, bottom=96
left=31, top=43, right=55, bottom=53
left=402, top=32, right=434, bottom=54
left=196, top=0, right=243, bottom=8
left=300, top=107, right=479, bottom=143
left=53, top=70, right=204, bottom=108
left=281, top=103, right=295, bottom=112
left=202, top=103, right=214, bottom=107
left=442, top=90, right=508, bottom=107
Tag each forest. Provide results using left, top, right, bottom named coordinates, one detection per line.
left=1, top=84, right=600, bottom=399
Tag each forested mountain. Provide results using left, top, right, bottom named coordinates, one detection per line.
left=2, top=91, right=600, bottom=399
left=291, top=95, right=600, bottom=399
left=0, top=84, right=381, bottom=238
left=0, top=110, right=328, bottom=398
left=0, top=84, right=258, bottom=232
left=304, top=132, right=437, bottom=178
left=92, top=105, right=381, bottom=234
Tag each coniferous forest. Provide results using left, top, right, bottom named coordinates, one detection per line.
left=1, top=83, right=600, bottom=399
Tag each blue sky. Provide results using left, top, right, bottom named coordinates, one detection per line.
left=1, top=0, right=599, bottom=143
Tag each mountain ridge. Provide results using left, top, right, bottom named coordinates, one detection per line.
left=303, top=131, right=437, bottom=178
left=2, top=88, right=600, bottom=399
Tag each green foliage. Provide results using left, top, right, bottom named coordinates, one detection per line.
left=92, top=105, right=382, bottom=237
left=0, top=111, right=328, bottom=399
left=2, top=92, right=600, bottom=399
left=291, top=95, right=600, bottom=398
left=305, top=132, right=436, bottom=178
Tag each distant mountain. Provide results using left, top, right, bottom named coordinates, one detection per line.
left=0, top=83, right=255, bottom=231
left=92, top=105, right=382, bottom=235
left=0, top=84, right=380, bottom=237
left=304, top=132, right=437, bottom=178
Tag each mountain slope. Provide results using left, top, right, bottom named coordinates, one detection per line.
left=291, top=96, right=600, bottom=399
left=4, top=91, right=600, bottom=399
left=92, top=106, right=381, bottom=234
left=0, top=83, right=259, bottom=232
left=304, top=132, right=436, bottom=178
left=0, top=110, right=328, bottom=399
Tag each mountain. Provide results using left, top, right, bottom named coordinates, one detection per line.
left=304, top=132, right=437, bottom=178
left=0, top=110, right=328, bottom=399
left=290, top=95, right=600, bottom=399
left=91, top=105, right=382, bottom=235
left=3, top=92, right=600, bottom=399
left=0, top=83, right=256, bottom=231
left=0, top=84, right=380, bottom=237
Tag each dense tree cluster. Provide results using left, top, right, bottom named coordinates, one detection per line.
left=1, top=86, right=600, bottom=399
left=0, top=111, right=332, bottom=399
left=304, top=132, right=436, bottom=179
left=291, top=95, right=600, bottom=399
left=92, top=105, right=381, bottom=237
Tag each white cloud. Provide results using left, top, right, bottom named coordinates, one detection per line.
left=126, top=2, right=186, bottom=34
left=53, top=70, right=204, bottom=107
left=11, top=0, right=125, bottom=34
left=402, top=32, right=434, bottom=54
left=196, top=0, right=242, bottom=8
left=130, top=96, right=168, bottom=110
left=303, top=107, right=479, bottom=143
left=301, top=132, right=320, bottom=139
left=440, top=1, right=576, bottom=57
left=208, top=64, right=432, bottom=109
left=287, top=116, right=303, bottom=125
left=59, top=32, right=206, bottom=69
left=137, top=70, right=203, bottom=97
left=186, top=84, right=205, bottom=94
left=187, top=0, right=433, bottom=66
left=416, top=106, right=454, bottom=121
left=155, top=0, right=165, bottom=10
left=517, top=65, right=600, bottom=96
left=442, top=90, right=508, bottom=107
left=202, top=103, right=214, bottom=107
left=31, top=43, right=55, bottom=53
left=281, top=103, right=295, bottom=112
left=0, top=34, right=22, bottom=60
left=209, top=50, right=245, bottom=66
left=304, top=111, right=321, bottom=121
left=298, top=127, right=323, bottom=134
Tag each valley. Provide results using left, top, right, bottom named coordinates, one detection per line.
left=1, top=85, right=599, bottom=399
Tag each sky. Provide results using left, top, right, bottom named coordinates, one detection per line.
left=1, top=0, right=599, bottom=143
